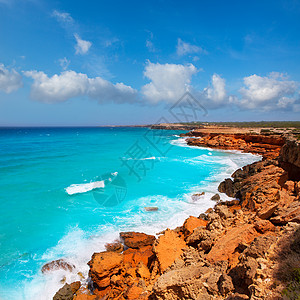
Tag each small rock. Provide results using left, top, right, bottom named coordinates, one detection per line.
left=218, top=274, right=234, bottom=296
left=257, top=203, right=278, bottom=219
left=144, top=206, right=158, bottom=211
left=211, top=194, right=220, bottom=201
left=42, top=259, right=75, bottom=274
left=105, top=240, right=124, bottom=253
left=191, top=192, right=205, bottom=202
left=254, top=219, right=275, bottom=233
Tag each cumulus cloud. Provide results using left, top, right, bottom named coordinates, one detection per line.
left=0, top=63, right=23, bottom=93
left=176, top=38, right=207, bottom=56
left=203, top=74, right=226, bottom=104
left=74, top=34, right=92, bottom=55
left=141, top=61, right=197, bottom=103
left=24, top=70, right=138, bottom=103
left=238, top=72, right=298, bottom=110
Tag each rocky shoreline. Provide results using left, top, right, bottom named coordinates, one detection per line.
left=49, top=129, right=300, bottom=300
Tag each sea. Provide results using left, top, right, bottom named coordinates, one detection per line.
left=0, top=127, right=261, bottom=299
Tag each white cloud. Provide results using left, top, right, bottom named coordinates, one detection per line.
left=24, top=70, right=138, bottom=103
left=176, top=38, right=207, bottom=56
left=58, top=57, right=70, bottom=70
left=74, top=34, right=92, bottom=55
left=238, top=72, right=298, bottom=110
left=52, top=10, right=74, bottom=24
left=203, top=74, right=226, bottom=103
left=0, top=63, right=23, bottom=93
left=141, top=61, right=197, bottom=103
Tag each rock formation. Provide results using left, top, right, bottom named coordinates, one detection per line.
left=51, top=132, right=300, bottom=300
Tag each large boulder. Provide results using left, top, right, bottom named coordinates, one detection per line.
left=88, top=251, right=123, bottom=289
left=120, top=232, right=156, bottom=249
left=53, top=281, right=81, bottom=300
left=153, top=229, right=187, bottom=273
left=182, top=216, right=207, bottom=237
left=206, top=224, right=259, bottom=266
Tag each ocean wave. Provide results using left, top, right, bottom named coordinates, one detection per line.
left=65, top=181, right=105, bottom=195
left=121, top=156, right=157, bottom=161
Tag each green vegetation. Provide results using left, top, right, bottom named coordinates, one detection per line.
left=276, top=228, right=300, bottom=299
left=178, top=121, right=300, bottom=128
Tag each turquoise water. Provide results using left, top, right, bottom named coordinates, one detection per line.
left=0, top=127, right=260, bottom=299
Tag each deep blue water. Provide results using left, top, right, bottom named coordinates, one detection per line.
left=0, top=127, right=260, bottom=299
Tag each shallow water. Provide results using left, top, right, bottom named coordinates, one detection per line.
left=0, top=127, right=261, bottom=299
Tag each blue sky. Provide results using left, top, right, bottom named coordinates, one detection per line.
left=0, top=0, right=300, bottom=126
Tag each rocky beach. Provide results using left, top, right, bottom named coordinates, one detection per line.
left=50, top=126, right=300, bottom=300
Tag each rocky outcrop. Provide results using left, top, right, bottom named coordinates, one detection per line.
left=279, top=138, right=300, bottom=180
left=51, top=135, right=300, bottom=300
left=120, top=232, right=156, bottom=249
left=185, top=133, right=285, bottom=159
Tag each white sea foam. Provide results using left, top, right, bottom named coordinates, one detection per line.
left=122, top=156, right=157, bottom=161
left=65, top=181, right=105, bottom=195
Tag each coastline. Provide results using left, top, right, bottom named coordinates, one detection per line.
left=49, top=127, right=300, bottom=300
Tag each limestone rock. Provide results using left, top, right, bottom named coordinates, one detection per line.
left=123, top=245, right=155, bottom=268
left=182, top=216, right=207, bottom=237
left=88, top=251, right=123, bottom=289
left=153, top=229, right=187, bottom=273
left=218, top=274, right=234, bottom=296
left=53, top=281, right=80, bottom=300
left=105, top=240, right=124, bottom=253
left=120, top=232, right=156, bottom=249
left=206, top=224, right=259, bottom=266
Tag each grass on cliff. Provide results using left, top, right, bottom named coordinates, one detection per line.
left=179, top=121, right=300, bottom=129
left=274, top=227, right=300, bottom=299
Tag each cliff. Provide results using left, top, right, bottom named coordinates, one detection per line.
left=49, top=132, right=300, bottom=300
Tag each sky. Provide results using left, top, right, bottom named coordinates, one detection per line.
left=0, top=0, right=300, bottom=126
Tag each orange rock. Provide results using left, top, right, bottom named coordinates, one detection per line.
left=126, top=286, right=144, bottom=300
left=153, top=229, right=187, bottom=273
left=254, top=219, right=275, bottom=233
left=88, top=251, right=123, bottom=289
left=73, top=295, right=97, bottom=300
left=284, top=180, right=295, bottom=195
left=123, top=245, right=155, bottom=268
left=206, top=224, right=260, bottom=266
left=182, top=216, right=207, bottom=237
left=93, top=286, right=112, bottom=298
left=120, top=232, right=156, bottom=249
left=105, top=240, right=124, bottom=253
left=136, top=262, right=150, bottom=280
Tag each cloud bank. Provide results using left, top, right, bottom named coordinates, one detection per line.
left=0, top=58, right=294, bottom=113
left=0, top=63, right=23, bottom=93
left=24, top=70, right=138, bottom=103
left=238, top=72, right=298, bottom=111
